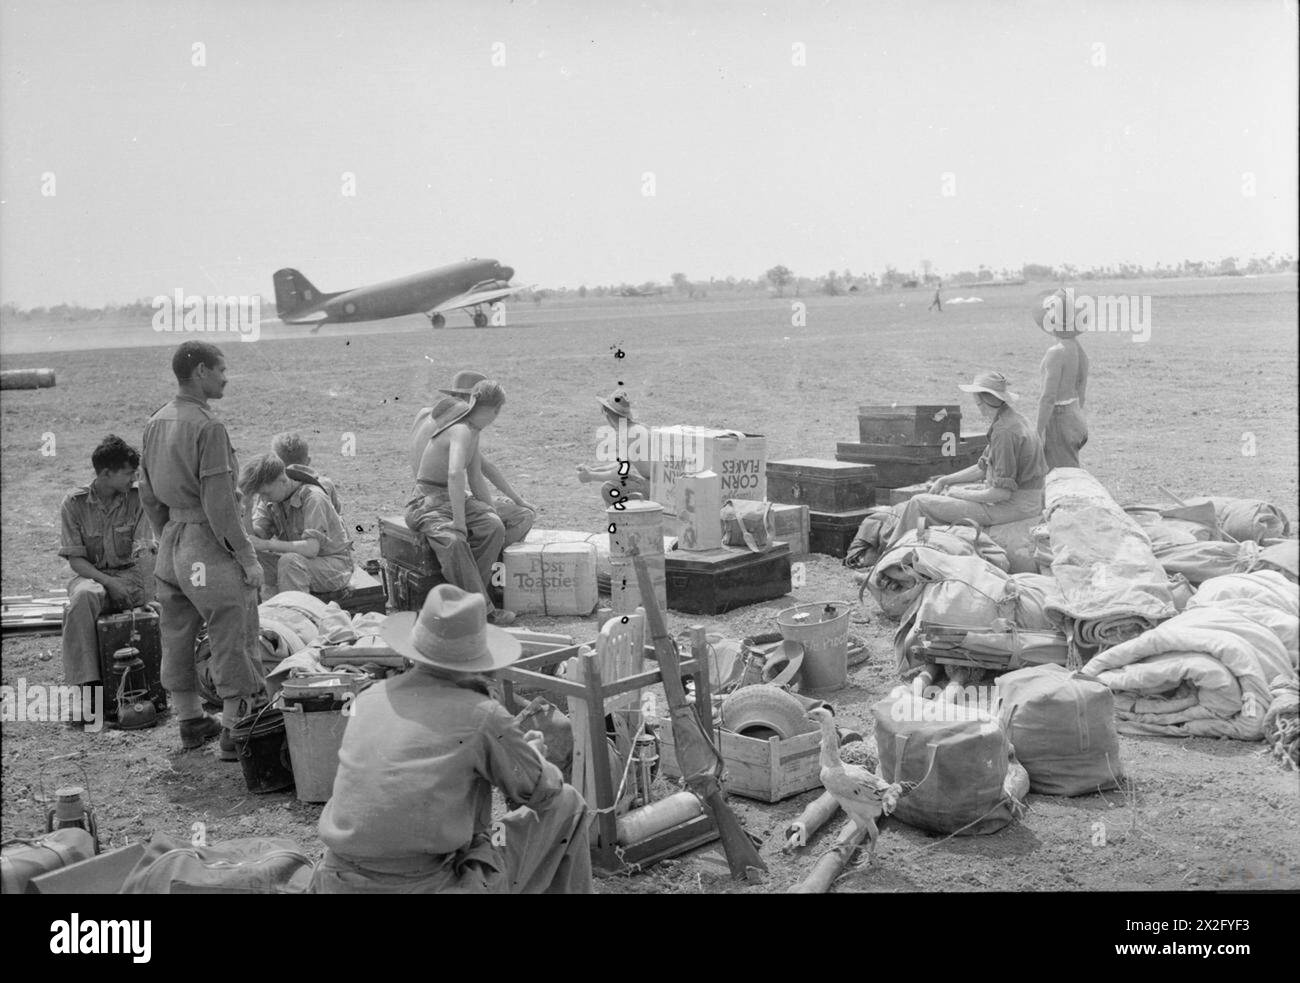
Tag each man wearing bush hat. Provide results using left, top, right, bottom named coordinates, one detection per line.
left=417, top=369, right=536, bottom=547
left=885, top=370, right=1048, bottom=547
left=576, top=387, right=653, bottom=506
left=313, top=584, right=593, bottom=893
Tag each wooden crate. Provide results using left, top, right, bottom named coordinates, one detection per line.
left=858, top=404, right=961, bottom=445
left=767, top=502, right=810, bottom=557
left=378, top=514, right=440, bottom=577
left=766, top=459, right=877, bottom=513
left=379, top=560, right=445, bottom=613
left=660, top=725, right=822, bottom=803
left=314, top=566, right=386, bottom=614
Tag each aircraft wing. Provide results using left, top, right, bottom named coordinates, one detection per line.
left=281, top=309, right=330, bottom=324
left=430, top=284, right=529, bottom=314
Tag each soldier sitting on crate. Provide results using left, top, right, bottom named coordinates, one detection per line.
left=312, top=584, right=593, bottom=894
left=237, top=454, right=354, bottom=598
left=58, top=434, right=157, bottom=698
left=576, top=387, right=652, bottom=507
left=270, top=431, right=343, bottom=516
left=426, top=370, right=537, bottom=547
left=885, top=371, right=1048, bottom=548
left=406, top=380, right=517, bottom=626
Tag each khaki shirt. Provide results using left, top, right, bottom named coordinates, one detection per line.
left=58, top=483, right=153, bottom=570
left=319, top=671, right=557, bottom=863
left=978, top=405, right=1049, bottom=491
left=140, top=393, right=253, bottom=564
left=251, top=482, right=352, bottom=558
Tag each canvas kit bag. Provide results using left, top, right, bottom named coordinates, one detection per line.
left=872, top=693, right=1027, bottom=835
left=994, top=664, right=1122, bottom=796
left=720, top=499, right=774, bottom=552
left=120, top=834, right=314, bottom=894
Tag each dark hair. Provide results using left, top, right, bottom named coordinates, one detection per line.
left=91, top=434, right=140, bottom=474
left=172, top=341, right=224, bottom=382
left=238, top=453, right=286, bottom=497
left=977, top=392, right=1005, bottom=408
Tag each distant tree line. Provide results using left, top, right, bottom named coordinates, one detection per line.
left=3, top=253, right=1294, bottom=316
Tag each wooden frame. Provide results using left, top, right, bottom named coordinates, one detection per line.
left=499, top=628, right=717, bottom=872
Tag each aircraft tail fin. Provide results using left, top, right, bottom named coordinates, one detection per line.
left=273, top=268, right=328, bottom=317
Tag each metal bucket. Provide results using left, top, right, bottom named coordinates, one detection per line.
left=776, top=601, right=853, bottom=693
left=609, top=554, right=666, bottom=615
left=230, top=705, right=295, bottom=795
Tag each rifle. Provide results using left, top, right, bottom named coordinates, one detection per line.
left=631, top=551, right=767, bottom=881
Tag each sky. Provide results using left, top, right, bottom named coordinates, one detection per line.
left=1, top=0, right=1296, bottom=307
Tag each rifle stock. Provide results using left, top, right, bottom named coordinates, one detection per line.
left=631, top=551, right=768, bottom=880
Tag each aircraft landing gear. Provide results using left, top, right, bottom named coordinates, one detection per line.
left=472, top=311, right=488, bottom=328
left=429, top=313, right=446, bottom=329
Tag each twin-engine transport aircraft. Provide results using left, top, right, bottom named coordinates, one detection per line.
left=273, top=258, right=523, bottom=331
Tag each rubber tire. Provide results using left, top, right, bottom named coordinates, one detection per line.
left=721, top=684, right=814, bottom=740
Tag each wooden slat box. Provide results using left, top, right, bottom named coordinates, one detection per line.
left=858, top=404, right=961, bottom=445
left=660, top=725, right=822, bottom=802
left=664, top=542, right=792, bottom=615
left=766, top=459, right=877, bottom=513
left=725, top=500, right=809, bottom=557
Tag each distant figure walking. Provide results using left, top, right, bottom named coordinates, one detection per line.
left=928, top=285, right=942, bottom=312
left=1035, top=288, right=1090, bottom=469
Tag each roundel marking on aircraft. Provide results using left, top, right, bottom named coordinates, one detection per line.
left=344, top=302, right=357, bottom=315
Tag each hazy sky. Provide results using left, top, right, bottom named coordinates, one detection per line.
left=1, top=0, right=1296, bottom=307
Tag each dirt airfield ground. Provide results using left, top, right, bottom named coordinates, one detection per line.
left=2, top=275, right=1297, bottom=893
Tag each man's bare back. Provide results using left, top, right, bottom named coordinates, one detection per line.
left=418, top=423, right=482, bottom=487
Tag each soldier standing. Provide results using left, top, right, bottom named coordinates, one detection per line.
left=139, top=341, right=266, bottom=756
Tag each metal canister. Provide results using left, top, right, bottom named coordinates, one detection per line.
left=633, top=727, right=659, bottom=808
left=46, top=786, right=99, bottom=852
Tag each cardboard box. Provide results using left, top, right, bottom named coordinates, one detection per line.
left=503, top=542, right=599, bottom=615
left=659, top=725, right=822, bottom=802
left=673, top=470, right=723, bottom=551
left=650, top=426, right=766, bottom=514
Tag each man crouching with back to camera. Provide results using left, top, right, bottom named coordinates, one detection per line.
left=311, top=584, right=593, bottom=893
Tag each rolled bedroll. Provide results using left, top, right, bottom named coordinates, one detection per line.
left=1040, top=468, right=1176, bottom=650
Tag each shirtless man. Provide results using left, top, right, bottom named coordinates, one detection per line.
left=405, top=380, right=516, bottom=625
left=1035, top=288, right=1091, bottom=469
left=423, top=371, right=536, bottom=547
left=576, top=388, right=652, bottom=507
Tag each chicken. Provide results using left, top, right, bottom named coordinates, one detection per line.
left=807, top=707, right=902, bottom=864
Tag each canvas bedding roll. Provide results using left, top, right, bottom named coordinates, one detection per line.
left=1154, top=539, right=1262, bottom=585
left=866, top=521, right=1009, bottom=619
left=1041, top=468, right=1176, bottom=650
left=1079, top=604, right=1295, bottom=740
left=1185, top=570, right=1299, bottom=663
left=893, top=554, right=1071, bottom=674
left=1188, top=496, right=1292, bottom=544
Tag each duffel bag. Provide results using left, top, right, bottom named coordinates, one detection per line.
left=120, top=833, right=313, bottom=894
left=872, top=692, right=1026, bottom=835
left=1, top=828, right=97, bottom=894
left=720, top=499, right=773, bottom=552
left=994, top=664, right=1122, bottom=796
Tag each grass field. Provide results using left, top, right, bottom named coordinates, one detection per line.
left=1, top=273, right=1296, bottom=892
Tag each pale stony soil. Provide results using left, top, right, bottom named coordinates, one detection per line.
left=3, top=279, right=1297, bottom=892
